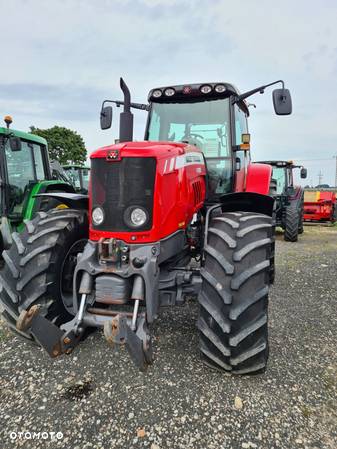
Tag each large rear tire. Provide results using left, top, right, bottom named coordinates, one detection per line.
left=0, top=209, right=88, bottom=341
left=197, top=211, right=272, bottom=375
left=284, top=207, right=299, bottom=242
left=298, top=200, right=304, bottom=234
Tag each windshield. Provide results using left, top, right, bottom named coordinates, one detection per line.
left=272, top=167, right=286, bottom=194
left=81, top=168, right=90, bottom=191
left=147, top=98, right=232, bottom=195
left=64, top=167, right=90, bottom=192
left=64, top=167, right=81, bottom=189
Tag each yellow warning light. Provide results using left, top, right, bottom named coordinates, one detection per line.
left=242, top=133, right=251, bottom=144
left=4, top=115, right=13, bottom=128
left=239, top=133, right=251, bottom=151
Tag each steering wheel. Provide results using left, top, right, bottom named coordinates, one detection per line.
left=181, top=133, right=205, bottom=149
left=182, top=133, right=204, bottom=141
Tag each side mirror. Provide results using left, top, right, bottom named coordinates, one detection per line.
left=100, top=106, right=113, bottom=130
left=300, top=167, right=307, bottom=179
left=272, top=88, right=292, bottom=115
left=9, top=136, right=22, bottom=151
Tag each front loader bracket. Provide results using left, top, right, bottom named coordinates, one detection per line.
left=104, top=314, right=153, bottom=371
left=16, top=307, right=84, bottom=358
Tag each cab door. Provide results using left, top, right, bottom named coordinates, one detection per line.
left=233, top=103, right=249, bottom=192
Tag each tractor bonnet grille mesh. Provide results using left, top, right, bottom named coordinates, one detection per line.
left=91, top=157, right=156, bottom=231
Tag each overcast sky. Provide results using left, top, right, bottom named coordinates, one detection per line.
left=1, top=0, right=337, bottom=186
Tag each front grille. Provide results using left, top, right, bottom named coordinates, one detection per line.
left=91, top=157, right=156, bottom=231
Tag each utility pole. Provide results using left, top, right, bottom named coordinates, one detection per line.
left=334, top=155, right=337, bottom=189
left=318, top=170, right=323, bottom=186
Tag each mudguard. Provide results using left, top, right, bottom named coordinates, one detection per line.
left=219, top=191, right=274, bottom=217
left=34, top=192, right=89, bottom=210
left=246, top=163, right=272, bottom=195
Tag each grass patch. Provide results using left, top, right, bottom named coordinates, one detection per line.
left=300, top=405, right=313, bottom=418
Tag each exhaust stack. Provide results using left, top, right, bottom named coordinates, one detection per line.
left=119, top=77, right=134, bottom=142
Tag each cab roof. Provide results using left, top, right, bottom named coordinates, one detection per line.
left=148, top=82, right=240, bottom=98
left=148, top=82, right=248, bottom=115
left=257, top=160, right=296, bottom=168
left=0, top=127, right=47, bottom=145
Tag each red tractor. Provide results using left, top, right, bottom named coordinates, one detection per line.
left=0, top=78, right=292, bottom=374
left=257, top=160, right=307, bottom=241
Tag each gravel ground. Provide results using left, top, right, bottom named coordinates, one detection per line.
left=0, top=225, right=336, bottom=449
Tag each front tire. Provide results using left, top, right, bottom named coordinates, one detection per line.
left=0, top=209, right=88, bottom=341
left=284, top=207, right=299, bottom=242
left=197, top=211, right=272, bottom=375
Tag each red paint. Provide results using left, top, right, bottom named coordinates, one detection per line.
left=235, top=163, right=272, bottom=195
left=90, top=141, right=206, bottom=243
left=304, top=191, right=336, bottom=222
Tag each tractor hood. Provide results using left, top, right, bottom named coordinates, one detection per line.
left=90, top=141, right=196, bottom=161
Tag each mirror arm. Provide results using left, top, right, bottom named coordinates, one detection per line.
left=101, top=99, right=149, bottom=112
left=234, top=79, right=285, bottom=103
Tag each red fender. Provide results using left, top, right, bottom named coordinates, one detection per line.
left=245, top=163, right=272, bottom=195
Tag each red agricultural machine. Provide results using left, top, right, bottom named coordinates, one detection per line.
left=304, top=190, right=337, bottom=223
left=0, top=78, right=292, bottom=374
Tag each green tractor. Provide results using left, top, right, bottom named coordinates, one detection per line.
left=62, top=165, right=90, bottom=194
left=0, top=116, right=75, bottom=254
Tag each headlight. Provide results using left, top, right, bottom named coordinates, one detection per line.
left=92, top=207, right=104, bottom=225
left=200, top=84, right=212, bottom=94
left=215, top=84, right=226, bottom=93
left=124, top=206, right=148, bottom=228
left=164, top=88, right=175, bottom=97
left=152, top=89, right=162, bottom=98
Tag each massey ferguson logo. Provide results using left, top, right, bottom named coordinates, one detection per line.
left=106, top=150, right=119, bottom=161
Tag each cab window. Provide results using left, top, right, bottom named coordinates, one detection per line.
left=147, top=98, right=233, bottom=196
left=234, top=105, right=248, bottom=145
left=272, top=167, right=286, bottom=194
left=5, top=141, right=35, bottom=216
left=31, top=143, right=46, bottom=180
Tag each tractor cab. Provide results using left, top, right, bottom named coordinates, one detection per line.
left=257, top=160, right=307, bottom=241
left=0, top=116, right=74, bottom=252
left=0, top=119, right=51, bottom=224
left=62, top=165, right=90, bottom=194
left=258, top=160, right=307, bottom=195
left=144, top=83, right=249, bottom=198
left=101, top=79, right=292, bottom=201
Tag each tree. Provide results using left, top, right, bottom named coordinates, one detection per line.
left=30, top=126, right=87, bottom=165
